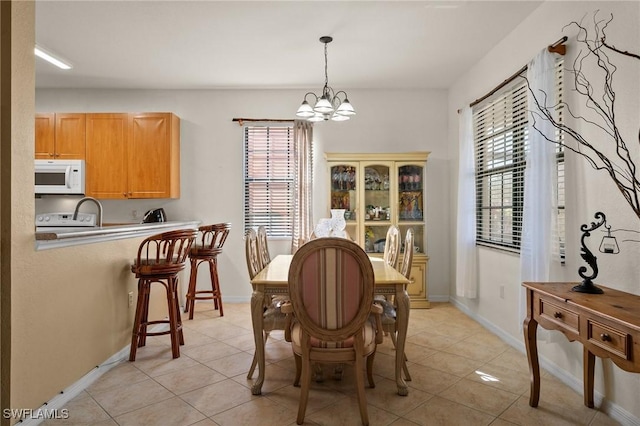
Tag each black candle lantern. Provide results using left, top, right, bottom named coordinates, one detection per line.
left=572, top=211, right=619, bottom=294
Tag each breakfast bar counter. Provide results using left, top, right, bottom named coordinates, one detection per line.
left=35, top=220, right=200, bottom=251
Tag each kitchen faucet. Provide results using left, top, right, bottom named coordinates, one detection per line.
left=72, top=196, right=103, bottom=227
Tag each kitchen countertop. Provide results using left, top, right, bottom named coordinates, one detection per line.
left=35, top=220, right=201, bottom=251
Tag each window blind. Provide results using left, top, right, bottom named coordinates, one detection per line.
left=243, top=125, right=294, bottom=237
left=474, top=79, right=528, bottom=250
left=473, top=58, right=565, bottom=254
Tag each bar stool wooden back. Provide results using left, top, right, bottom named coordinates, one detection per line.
left=185, top=223, right=231, bottom=319
left=129, top=228, right=197, bottom=361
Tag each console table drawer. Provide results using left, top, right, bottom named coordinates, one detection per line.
left=539, top=297, right=579, bottom=334
left=587, top=320, right=630, bottom=359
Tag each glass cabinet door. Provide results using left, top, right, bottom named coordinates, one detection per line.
left=329, top=163, right=358, bottom=240
left=397, top=163, right=425, bottom=253
left=363, top=162, right=392, bottom=253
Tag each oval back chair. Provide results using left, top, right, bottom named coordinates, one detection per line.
left=256, top=225, right=271, bottom=270
left=383, top=225, right=400, bottom=268
left=287, top=237, right=382, bottom=426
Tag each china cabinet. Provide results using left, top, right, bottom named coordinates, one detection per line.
left=325, top=152, right=430, bottom=308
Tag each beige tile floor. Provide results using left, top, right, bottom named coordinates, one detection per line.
left=43, top=302, right=621, bottom=426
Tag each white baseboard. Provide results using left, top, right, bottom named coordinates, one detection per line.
left=16, top=322, right=168, bottom=426
left=16, top=346, right=130, bottom=426
left=450, top=297, right=640, bottom=426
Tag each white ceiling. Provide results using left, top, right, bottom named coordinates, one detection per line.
left=35, top=0, right=543, bottom=90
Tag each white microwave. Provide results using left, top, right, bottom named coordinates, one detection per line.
left=35, top=159, right=85, bottom=195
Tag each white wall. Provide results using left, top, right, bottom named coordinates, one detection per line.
left=36, top=88, right=451, bottom=302
left=448, top=1, right=640, bottom=421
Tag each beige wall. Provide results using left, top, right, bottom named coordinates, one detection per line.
left=2, top=2, right=168, bottom=416
left=448, top=1, right=640, bottom=421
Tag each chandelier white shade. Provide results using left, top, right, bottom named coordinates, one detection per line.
left=296, top=36, right=355, bottom=122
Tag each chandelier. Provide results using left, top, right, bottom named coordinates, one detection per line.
left=296, top=36, right=356, bottom=122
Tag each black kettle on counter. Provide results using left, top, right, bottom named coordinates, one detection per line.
left=142, top=208, right=167, bottom=223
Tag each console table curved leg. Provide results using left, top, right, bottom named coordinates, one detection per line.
left=584, top=348, right=595, bottom=408
left=250, top=288, right=266, bottom=395
left=524, top=314, right=540, bottom=407
left=395, top=286, right=410, bottom=396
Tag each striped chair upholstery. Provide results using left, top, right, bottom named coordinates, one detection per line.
left=287, top=237, right=381, bottom=426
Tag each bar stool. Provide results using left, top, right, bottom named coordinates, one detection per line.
left=129, top=228, right=196, bottom=361
left=185, top=223, right=231, bottom=320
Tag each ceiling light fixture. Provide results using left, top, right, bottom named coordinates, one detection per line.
left=296, top=36, right=355, bottom=122
left=34, top=45, right=73, bottom=70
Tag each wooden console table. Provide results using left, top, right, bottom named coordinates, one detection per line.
left=523, top=282, right=640, bottom=408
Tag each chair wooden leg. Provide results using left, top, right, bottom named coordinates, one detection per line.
left=293, top=354, right=302, bottom=387
left=129, top=279, right=147, bottom=361
left=297, top=352, right=312, bottom=425
left=174, top=276, right=185, bottom=346
left=366, top=352, right=376, bottom=388
left=186, top=258, right=198, bottom=319
left=166, top=277, right=181, bottom=358
left=353, top=340, right=369, bottom=426
left=139, top=281, right=150, bottom=347
left=208, top=258, right=224, bottom=316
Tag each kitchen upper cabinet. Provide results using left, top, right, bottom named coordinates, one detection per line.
left=85, top=113, right=129, bottom=199
left=85, top=112, right=180, bottom=199
left=128, top=113, right=180, bottom=199
left=35, top=113, right=86, bottom=159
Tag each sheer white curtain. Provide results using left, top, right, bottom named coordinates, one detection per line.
left=519, top=49, right=558, bottom=319
left=291, top=120, right=314, bottom=253
left=456, top=106, right=478, bottom=298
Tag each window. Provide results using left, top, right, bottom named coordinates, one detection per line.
left=474, top=59, right=564, bottom=253
left=474, top=80, right=528, bottom=250
left=243, top=125, right=294, bottom=237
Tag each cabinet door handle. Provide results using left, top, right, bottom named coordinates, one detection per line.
left=48, top=152, right=54, bottom=157
left=600, top=333, right=611, bottom=342
left=123, top=192, right=128, bottom=197
left=554, top=312, right=563, bottom=319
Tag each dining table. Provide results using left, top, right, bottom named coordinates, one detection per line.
left=249, top=253, right=412, bottom=396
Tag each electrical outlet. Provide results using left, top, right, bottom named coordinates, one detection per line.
left=128, top=291, right=134, bottom=306
left=132, top=210, right=139, bottom=219
left=499, top=286, right=505, bottom=299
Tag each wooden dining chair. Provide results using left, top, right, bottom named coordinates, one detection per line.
left=244, top=228, right=288, bottom=379
left=383, top=225, right=400, bottom=268
left=377, top=228, right=414, bottom=381
left=285, top=237, right=384, bottom=426
left=256, top=225, right=271, bottom=270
